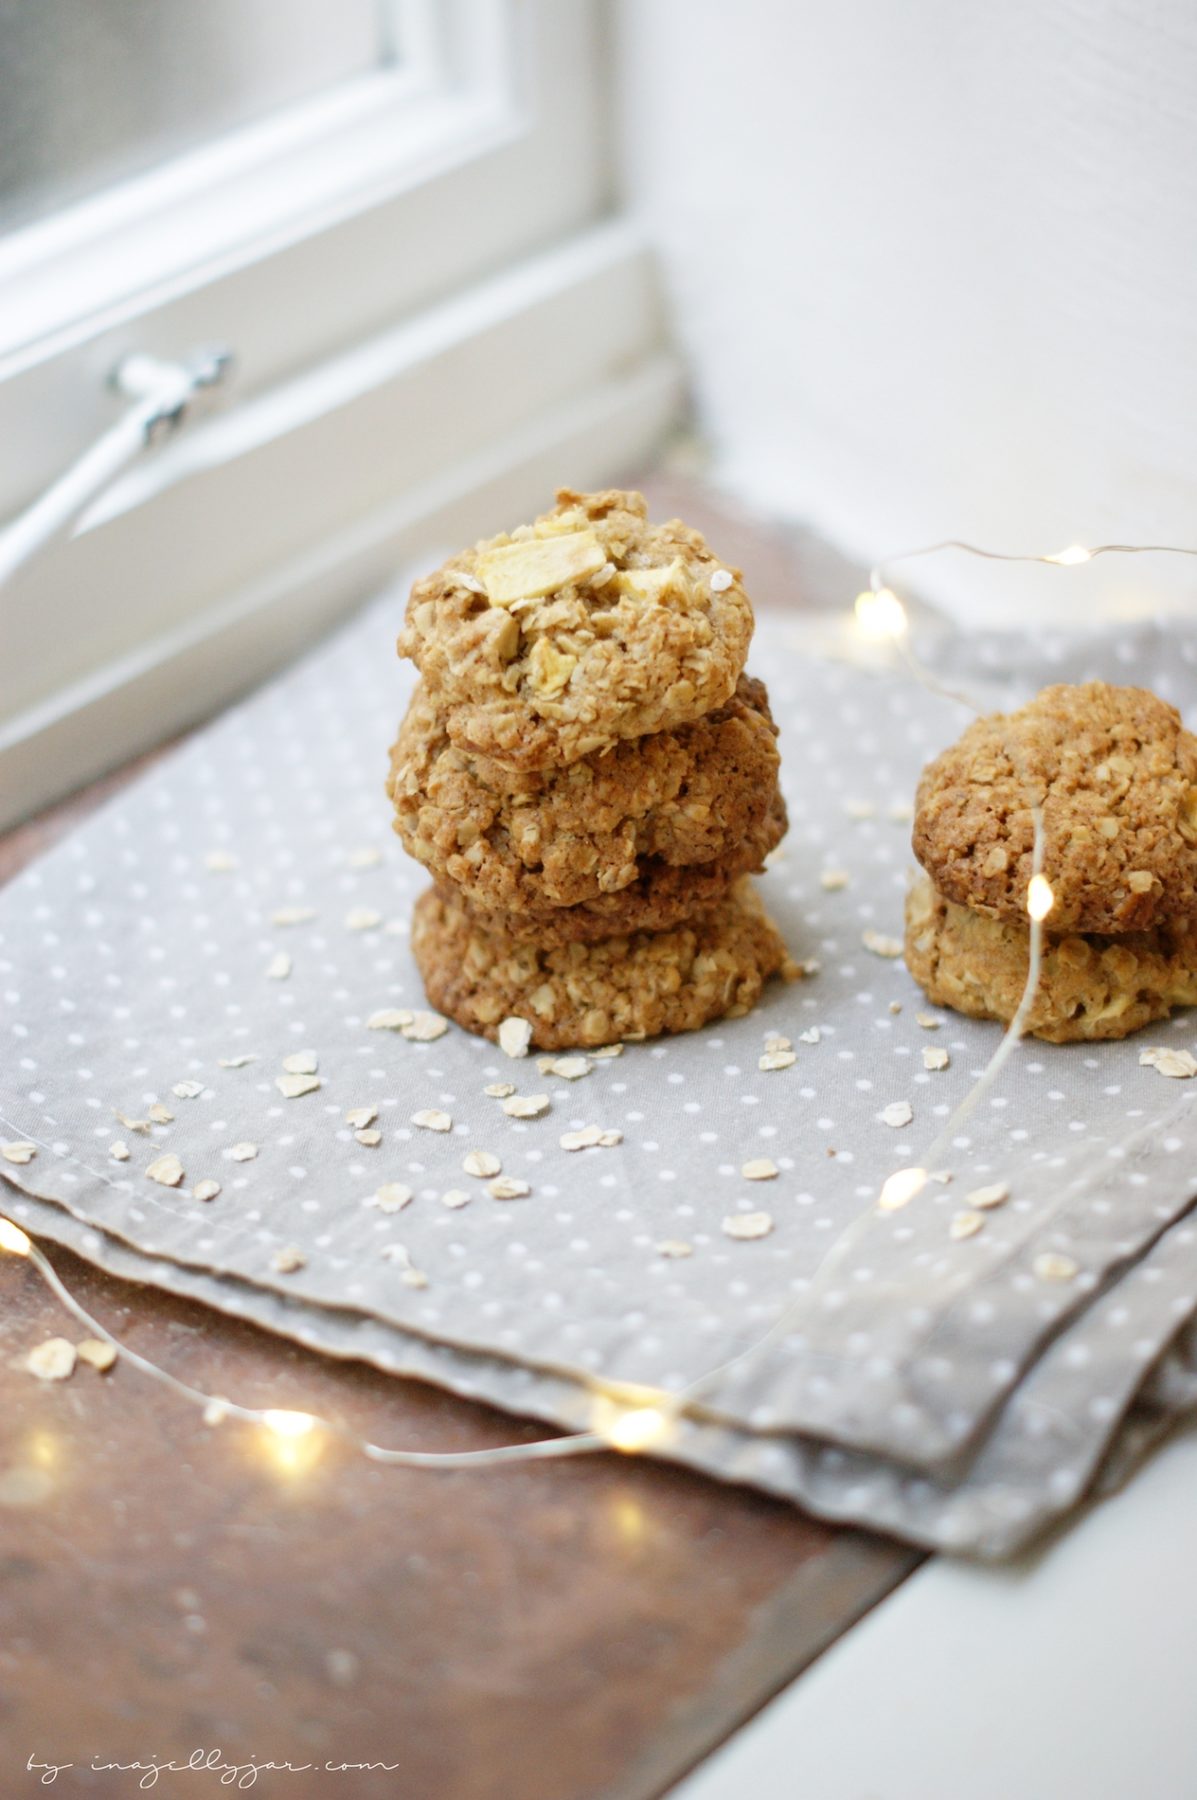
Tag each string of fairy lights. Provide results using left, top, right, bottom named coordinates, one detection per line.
left=4, top=534, right=1197, bottom=1474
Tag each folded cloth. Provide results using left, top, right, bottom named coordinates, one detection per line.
left=5, top=589, right=1197, bottom=1557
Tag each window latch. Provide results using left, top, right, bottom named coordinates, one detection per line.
left=0, top=345, right=233, bottom=590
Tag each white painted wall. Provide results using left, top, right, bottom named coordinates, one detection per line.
left=618, top=0, right=1197, bottom=624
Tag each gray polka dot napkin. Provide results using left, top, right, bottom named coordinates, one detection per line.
left=5, top=590, right=1197, bottom=1557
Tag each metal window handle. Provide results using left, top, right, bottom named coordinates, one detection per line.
left=0, top=346, right=233, bottom=589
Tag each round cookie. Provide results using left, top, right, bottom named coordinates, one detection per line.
left=445, top=789, right=787, bottom=946
left=904, top=873, right=1197, bottom=1043
left=388, top=674, right=781, bottom=912
left=397, top=488, right=754, bottom=771
left=411, top=877, right=796, bottom=1050
left=913, top=682, right=1197, bottom=934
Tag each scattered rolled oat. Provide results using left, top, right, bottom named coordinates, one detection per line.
left=172, top=1080, right=205, bottom=1099
left=742, top=1158, right=778, bottom=1181
left=403, top=1011, right=448, bottom=1042
left=537, top=1055, right=591, bottom=1080
left=484, top=1082, right=516, bottom=1099
left=590, top=1044, right=624, bottom=1059
left=888, top=802, right=914, bottom=823
left=598, top=1129, right=622, bottom=1147
left=401, top=1268, right=429, bottom=1289
left=348, top=846, right=383, bottom=868
left=275, top=1072, right=323, bottom=1099
left=27, top=1337, right=77, bottom=1381
left=862, top=928, right=903, bottom=958
left=949, top=1210, right=984, bottom=1240
left=441, top=1189, right=471, bottom=1209
left=820, top=869, right=850, bottom=891
left=193, top=1179, right=222, bottom=1202
left=379, top=1242, right=412, bottom=1264
left=218, top=1053, right=258, bottom=1068
left=345, top=1105, right=379, bottom=1128
left=502, top=1093, right=549, bottom=1119
left=412, top=1108, right=452, bottom=1132
left=109, top=1140, right=130, bottom=1162
left=560, top=1124, right=602, bottom=1151
left=1140, top=1047, right=1197, bottom=1079
left=229, top=1142, right=258, bottom=1161
left=889, top=1000, right=902, bottom=1014
left=271, top=1246, right=307, bottom=1274
left=367, top=1008, right=414, bottom=1031
left=966, top=1182, right=1009, bottom=1210
left=374, top=1182, right=413, bottom=1213
left=844, top=799, right=875, bottom=820
left=282, top=1050, right=319, bottom=1075
left=765, top=1032, right=793, bottom=1052
left=722, top=1211, right=774, bottom=1241
left=1033, top=1250, right=1079, bottom=1283
left=488, top=1176, right=531, bottom=1200
left=463, top=1150, right=501, bottom=1178
left=498, top=1017, right=533, bottom=1059
left=76, top=1338, right=117, bottom=1372
left=916, top=1012, right=942, bottom=1030
left=271, top=906, right=315, bottom=926
left=266, top=953, right=292, bottom=980
left=355, top=1129, right=382, bottom=1147
left=656, top=1239, right=694, bottom=1258
left=346, top=907, right=382, bottom=931
left=146, top=1153, right=185, bottom=1187
left=922, top=1047, right=950, bottom=1071
left=1, top=1141, right=36, bottom=1165
left=881, top=1101, right=913, bottom=1128
left=116, top=1111, right=151, bottom=1135
left=148, top=1103, right=173, bottom=1125
left=798, top=1028, right=821, bottom=1045
left=204, top=849, right=237, bottom=872
left=759, top=1049, right=797, bottom=1072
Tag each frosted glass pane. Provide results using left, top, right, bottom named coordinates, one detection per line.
left=0, top=0, right=390, bottom=231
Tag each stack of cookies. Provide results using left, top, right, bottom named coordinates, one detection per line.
left=388, top=488, right=794, bottom=1048
left=906, top=681, right=1197, bottom=1041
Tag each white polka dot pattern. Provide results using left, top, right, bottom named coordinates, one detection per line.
left=4, top=596, right=1197, bottom=1556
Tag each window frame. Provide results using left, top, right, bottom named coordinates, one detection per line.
left=0, top=0, right=615, bottom=519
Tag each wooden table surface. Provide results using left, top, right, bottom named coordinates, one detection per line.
left=0, top=477, right=920, bottom=1800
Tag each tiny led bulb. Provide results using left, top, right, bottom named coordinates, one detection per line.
left=607, top=1407, right=669, bottom=1454
left=0, top=1218, right=31, bottom=1255
left=878, top=1167, right=928, bottom=1212
left=260, top=1408, right=317, bottom=1439
left=592, top=1395, right=672, bottom=1454
left=854, top=588, right=907, bottom=640
left=1045, top=545, right=1092, bottom=566
left=1027, top=874, right=1055, bottom=922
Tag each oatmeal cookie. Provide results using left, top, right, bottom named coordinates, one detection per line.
left=397, top=489, right=754, bottom=770
left=904, top=872, right=1197, bottom=1043
left=913, top=682, right=1197, bottom=933
left=446, top=789, right=787, bottom=946
left=412, top=877, right=796, bottom=1049
left=388, top=675, right=780, bottom=912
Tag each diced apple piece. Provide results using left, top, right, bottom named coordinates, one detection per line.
left=527, top=637, right=578, bottom=694
left=477, top=531, right=606, bottom=604
left=615, top=558, right=690, bottom=603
